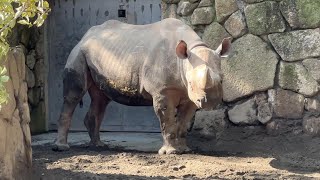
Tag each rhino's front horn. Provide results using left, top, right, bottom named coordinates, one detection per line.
left=197, top=65, right=209, bottom=89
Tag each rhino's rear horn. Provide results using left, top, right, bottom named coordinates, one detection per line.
left=176, top=40, right=188, bottom=59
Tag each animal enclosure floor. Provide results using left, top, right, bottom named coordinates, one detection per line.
left=32, top=129, right=320, bottom=179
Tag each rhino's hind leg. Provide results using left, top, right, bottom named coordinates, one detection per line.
left=53, top=69, right=87, bottom=151
left=53, top=99, right=80, bottom=151
left=84, top=84, right=110, bottom=147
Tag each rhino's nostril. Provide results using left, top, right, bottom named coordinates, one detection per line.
left=198, top=97, right=207, bottom=103
left=196, top=99, right=202, bottom=108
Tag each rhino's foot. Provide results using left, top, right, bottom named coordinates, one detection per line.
left=158, top=145, right=191, bottom=155
left=52, top=142, right=70, bottom=152
left=85, top=140, right=106, bottom=148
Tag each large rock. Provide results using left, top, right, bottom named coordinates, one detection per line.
left=302, top=58, right=320, bottom=83
left=304, top=98, right=320, bottom=114
left=255, top=93, right=272, bottom=124
left=12, top=46, right=26, bottom=81
left=228, top=98, right=258, bottom=125
left=26, top=66, right=35, bottom=88
left=303, top=116, right=320, bottom=136
left=0, top=52, right=16, bottom=121
left=191, top=7, right=215, bottom=25
left=268, top=89, right=304, bottom=119
left=222, top=34, right=278, bottom=102
left=34, top=60, right=46, bottom=87
left=18, top=82, right=30, bottom=124
left=193, top=25, right=206, bottom=38
left=35, top=33, right=44, bottom=59
left=244, top=1, right=285, bottom=35
left=26, top=50, right=36, bottom=69
left=162, top=2, right=178, bottom=19
left=268, top=29, right=320, bottom=62
left=193, top=108, right=229, bottom=136
left=162, top=0, right=180, bottom=3
left=178, top=15, right=195, bottom=30
left=280, top=0, right=320, bottom=29
left=8, top=51, right=20, bottom=97
left=244, top=0, right=282, bottom=3
left=257, top=102, right=272, bottom=124
left=215, top=0, right=238, bottom=22
left=278, top=61, right=318, bottom=97
left=30, top=101, right=47, bottom=133
left=198, top=0, right=213, bottom=7
left=266, top=118, right=303, bottom=136
left=20, top=28, right=31, bottom=47
left=224, top=10, right=247, bottom=38
left=243, top=0, right=263, bottom=3
left=0, top=48, right=32, bottom=179
left=177, top=1, right=199, bottom=16
left=202, top=22, right=231, bottom=50
left=28, top=87, right=41, bottom=106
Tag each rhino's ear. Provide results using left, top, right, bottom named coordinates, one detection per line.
left=176, top=40, right=188, bottom=59
left=216, top=37, right=232, bottom=58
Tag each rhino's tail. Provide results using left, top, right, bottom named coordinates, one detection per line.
left=79, top=99, right=83, bottom=108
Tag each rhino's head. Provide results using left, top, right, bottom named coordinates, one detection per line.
left=176, top=38, right=231, bottom=109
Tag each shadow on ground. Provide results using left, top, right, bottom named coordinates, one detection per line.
left=188, top=126, right=320, bottom=174
left=32, top=126, right=320, bottom=179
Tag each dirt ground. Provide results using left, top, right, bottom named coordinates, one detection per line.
left=32, top=126, right=320, bottom=180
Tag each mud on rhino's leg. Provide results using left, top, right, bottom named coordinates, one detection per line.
left=84, top=84, right=110, bottom=147
left=53, top=99, right=80, bottom=151
left=176, top=102, right=197, bottom=152
left=153, top=93, right=184, bottom=155
left=53, top=69, right=87, bottom=151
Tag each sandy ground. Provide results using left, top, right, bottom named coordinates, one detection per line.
left=32, top=126, right=320, bottom=180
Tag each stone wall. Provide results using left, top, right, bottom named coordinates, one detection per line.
left=22, top=26, right=47, bottom=133
left=0, top=47, right=32, bottom=179
left=8, top=24, right=47, bottom=134
left=162, top=0, right=320, bottom=136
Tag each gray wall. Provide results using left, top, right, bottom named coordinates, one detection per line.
left=48, top=0, right=161, bottom=132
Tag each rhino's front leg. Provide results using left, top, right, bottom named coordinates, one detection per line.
left=153, top=93, right=187, bottom=155
left=176, top=101, right=198, bottom=152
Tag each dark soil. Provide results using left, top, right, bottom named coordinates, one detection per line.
left=32, top=126, right=320, bottom=180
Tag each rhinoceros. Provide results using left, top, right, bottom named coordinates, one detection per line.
left=53, top=18, right=231, bottom=154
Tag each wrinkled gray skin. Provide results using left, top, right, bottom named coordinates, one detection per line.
left=53, top=18, right=231, bottom=155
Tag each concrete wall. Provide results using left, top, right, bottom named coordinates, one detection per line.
left=162, top=0, right=320, bottom=137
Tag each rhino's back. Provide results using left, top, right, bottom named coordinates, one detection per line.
left=78, top=18, right=203, bottom=105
